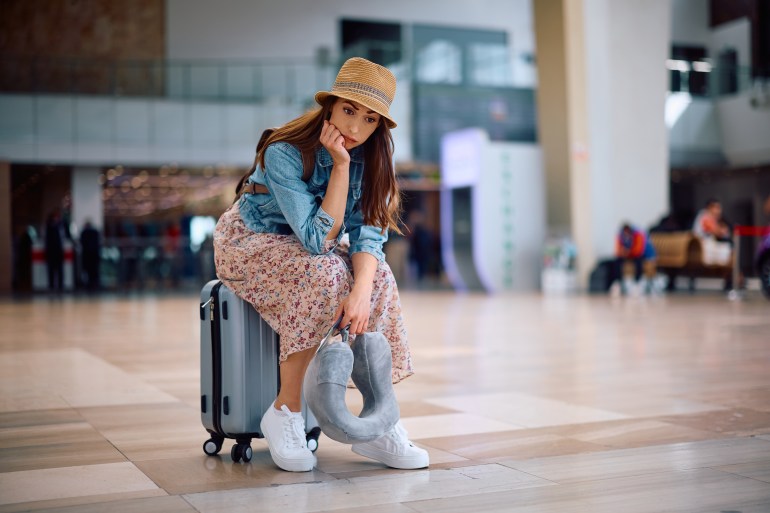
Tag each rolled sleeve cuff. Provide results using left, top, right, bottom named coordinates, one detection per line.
left=314, top=205, right=335, bottom=231
left=349, top=241, right=385, bottom=262
left=314, top=206, right=346, bottom=254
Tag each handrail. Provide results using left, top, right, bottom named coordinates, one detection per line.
left=728, top=224, right=770, bottom=301
left=668, top=63, right=762, bottom=98
left=0, top=56, right=340, bottom=102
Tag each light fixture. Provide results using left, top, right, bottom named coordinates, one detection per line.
left=691, top=61, right=712, bottom=73
left=665, top=59, right=690, bottom=72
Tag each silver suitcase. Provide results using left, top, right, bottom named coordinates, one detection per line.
left=200, top=279, right=320, bottom=462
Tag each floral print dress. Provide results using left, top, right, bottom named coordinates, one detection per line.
left=213, top=202, right=413, bottom=384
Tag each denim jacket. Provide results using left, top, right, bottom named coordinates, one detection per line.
left=238, top=141, right=388, bottom=261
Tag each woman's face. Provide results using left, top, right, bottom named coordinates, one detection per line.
left=327, top=98, right=381, bottom=150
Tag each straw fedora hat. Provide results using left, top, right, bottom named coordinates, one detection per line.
left=315, top=57, right=397, bottom=128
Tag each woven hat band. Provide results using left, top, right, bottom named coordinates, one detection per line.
left=332, top=81, right=392, bottom=107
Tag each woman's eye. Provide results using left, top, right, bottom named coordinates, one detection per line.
left=366, top=117, right=376, bottom=123
left=343, top=108, right=353, bottom=115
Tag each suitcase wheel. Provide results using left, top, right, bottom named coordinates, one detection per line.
left=231, top=442, right=252, bottom=463
left=306, top=427, right=321, bottom=452
left=203, top=437, right=224, bottom=456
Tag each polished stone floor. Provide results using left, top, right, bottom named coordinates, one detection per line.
left=0, top=290, right=769, bottom=512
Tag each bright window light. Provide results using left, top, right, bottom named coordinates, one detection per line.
left=666, top=59, right=690, bottom=72
left=190, top=216, right=216, bottom=250
left=665, top=92, right=692, bottom=129
left=691, top=61, right=712, bottom=73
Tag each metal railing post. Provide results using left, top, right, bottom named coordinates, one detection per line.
left=728, top=229, right=742, bottom=301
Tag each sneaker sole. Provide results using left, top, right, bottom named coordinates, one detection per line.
left=351, top=444, right=429, bottom=470
left=260, top=420, right=316, bottom=472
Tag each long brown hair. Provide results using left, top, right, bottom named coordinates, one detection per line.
left=238, top=97, right=402, bottom=234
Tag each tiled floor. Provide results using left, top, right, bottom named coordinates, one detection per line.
left=1, top=291, right=769, bottom=512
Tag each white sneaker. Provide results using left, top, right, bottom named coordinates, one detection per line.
left=351, top=421, right=429, bottom=469
left=260, top=403, right=316, bottom=472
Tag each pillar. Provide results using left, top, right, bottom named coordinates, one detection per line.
left=533, top=0, right=572, bottom=235
left=71, top=167, right=103, bottom=232
left=0, top=162, right=10, bottom=294
left=534, top=0, right=671, bottom=288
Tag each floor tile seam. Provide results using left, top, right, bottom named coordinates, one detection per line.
left=413, top=411, right=733, bottom=441
left=495, top=464, right=734, bottom=487
left=324, top=458, right=486, bottom=481
left=61, top=405, right=172, bottom=494
left=180, top=494, right=204, bottom=513
left=71, top=404, right=135, bottom=465
left=431, top=439, right=612, bottom=462
left=180, top=465, right=557, bottom=507
left=0, top=405, right=133, bottom=473
left=401, top=491, right=598, bottom=512
left=0, top=413, right=90, bottom=430
left=0, top=488, right=171, bottom=512
left=709, top=466, right=770, bottom=485
left=429, top=432, right=726, bottom=464
left=509, top=434, right=762, bottom=465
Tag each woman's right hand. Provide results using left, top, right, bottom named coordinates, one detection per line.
left=320, top=120, right=350, bottom=166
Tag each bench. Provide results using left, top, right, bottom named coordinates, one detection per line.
left=648, top=231, right=732, bottom=290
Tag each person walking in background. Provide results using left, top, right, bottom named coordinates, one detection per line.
left=45, top=211, right=65, bottom=292
left=80, top=220, right=101, bottom=292
left=612, top=223, right=657, bottom=295
left=214, top=58, right=428, bottom=473
left=14, top=225, right=34, bottom=293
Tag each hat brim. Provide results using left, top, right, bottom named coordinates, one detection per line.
left=315, top=91, right=397, bottom=129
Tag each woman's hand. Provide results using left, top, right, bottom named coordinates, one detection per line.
left=334, top=287, right=372, bottom=335
left=320, top=120, right=350, bottom=166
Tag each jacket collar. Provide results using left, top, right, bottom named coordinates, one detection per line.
left=317, top=145, right=365, bottom=167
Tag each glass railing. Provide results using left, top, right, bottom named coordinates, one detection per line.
left=0, top=43, right=525, bottom=101
left=667, top=62, right=766, bottom=99
left=0, top=57, right=338, bottom=103
left=98, top=236, right=216, bottom=291
left=5, top=56, right=762, bottom=102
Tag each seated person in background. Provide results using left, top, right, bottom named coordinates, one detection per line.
left=692, top=198, right=733, bottom=267
left=613, top=223, right=657, bottom=294
left=692, top=198, right=730, bottom=241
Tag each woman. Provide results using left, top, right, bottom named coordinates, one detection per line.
left=213, top=58, right=428, bottom=472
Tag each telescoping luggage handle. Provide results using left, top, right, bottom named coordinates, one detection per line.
left=316, top=316, right=350, bottom=353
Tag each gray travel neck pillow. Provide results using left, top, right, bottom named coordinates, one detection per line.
left=303, top=329, right=400, bottom=444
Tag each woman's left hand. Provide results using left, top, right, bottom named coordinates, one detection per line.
left=334, top=287, right=372, bottom=335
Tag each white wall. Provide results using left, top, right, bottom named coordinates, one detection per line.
left=584, top=0, right=670, bottom=259
left=667, top=93, right=724, bottom=167
left=710, top=17, right=751, bottom=67
left=717, top=92, right=770, bottom=166
left=670, top=0, right=751, bottom=67
left=671, top=0, right=710, bottom=46
left=165, top=0, right=537, bottom=86
left=71, top=168, right=104, bottom=232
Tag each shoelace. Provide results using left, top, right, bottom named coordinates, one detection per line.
left=388, top=422, right=415, bottom=448
left=280, top=406, right=307, bottom=450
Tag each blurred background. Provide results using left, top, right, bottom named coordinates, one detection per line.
left=1, top=0, right=768, bottom=296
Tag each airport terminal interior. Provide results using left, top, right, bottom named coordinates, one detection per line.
left=1, top=0, right=770, bottom=511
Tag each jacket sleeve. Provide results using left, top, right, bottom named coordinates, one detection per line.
left=346, top=206, right=388, bottom=262
left=262, top=143, right=344, bottom=254
left=630, top=232, right=645, bottom=258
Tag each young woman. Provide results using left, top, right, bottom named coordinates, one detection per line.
left=213, top=58, right=428, bottom=472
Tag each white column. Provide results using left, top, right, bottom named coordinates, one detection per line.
left=583, top=0, right=670, bottom=263
left=71, top=167, right=103, bottom=232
